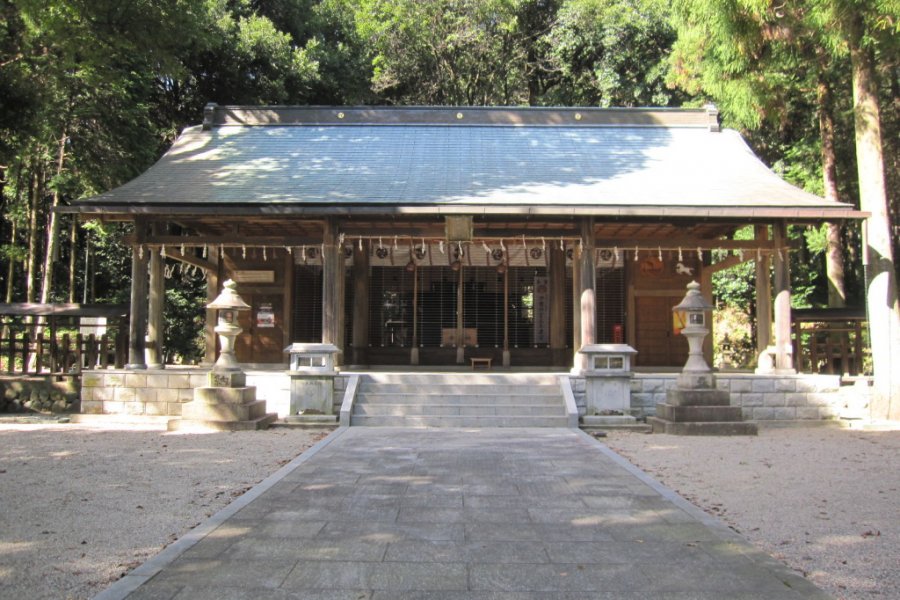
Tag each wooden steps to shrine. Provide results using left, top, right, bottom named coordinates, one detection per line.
left=350, top=373, right=568, bottom=427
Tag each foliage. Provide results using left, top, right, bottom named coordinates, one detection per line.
left=163, top=268, right=207, bottom=364
left=713, top=305, right=756, bottom=369
left=542, top=0, right=686, bottom=106
left=1, top=0, right=896, bottom=366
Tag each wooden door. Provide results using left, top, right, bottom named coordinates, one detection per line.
left=634, top=296, right=688, bottom=367
left=235, top=294, right=285, bottom=364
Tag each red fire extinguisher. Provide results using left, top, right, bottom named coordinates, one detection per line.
left=612, top=324, right=623, bottom=344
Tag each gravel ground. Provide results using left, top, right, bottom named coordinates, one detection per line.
left=0, top=421, right=327, bottom=600
left=604, top=427, right=900, bottom=600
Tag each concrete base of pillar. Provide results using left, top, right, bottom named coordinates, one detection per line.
left=411, top=347, right=420, bottom=366
left=456, top=347, right=465, bottom=364
left=502, top=350, right=511, bottom=367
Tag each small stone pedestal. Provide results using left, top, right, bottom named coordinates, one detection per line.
left=579, top=344, right=638, bottom=428
left=283, top=343, right=339, bottom=425
left=168, top=371, right=277, bottom=432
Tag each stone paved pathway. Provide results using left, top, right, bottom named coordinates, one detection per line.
left=99, top=427, right=830, bottom=599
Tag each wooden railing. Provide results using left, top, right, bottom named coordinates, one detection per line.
left=792, top=314, right=869, bottom=376
left=0, top=332, right=128, bottom=375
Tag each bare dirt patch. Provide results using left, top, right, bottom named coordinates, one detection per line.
left=0, top=422, right=328, bottom=600
left=604, top=427, right=900, bottom=600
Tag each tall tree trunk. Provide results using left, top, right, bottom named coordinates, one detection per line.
left=5, top=221, right=16, bottom=304
left=848, top=15, right=900, bottom=420
left=67, top=218, right=76, bottom=303
left=818, top=77, right=846, bottom=308
left=25, top=165, right=40, bottom=304
left=39, top=129, right=67, bottom=305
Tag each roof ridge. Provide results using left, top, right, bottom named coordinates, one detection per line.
left=201, top=103, right=721, bottom=131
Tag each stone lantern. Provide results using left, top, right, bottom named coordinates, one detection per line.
left=206, top=279, right=250, bottom=385
left=168, top=279, right=276, bottom=431
left=672, top=280, right=714, bottom=389
left=647, top=280, right=757, bottom=435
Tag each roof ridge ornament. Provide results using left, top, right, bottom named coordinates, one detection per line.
left=203, top=102, right=218, bottom=130
left=704, top=102, right=720, bottom=132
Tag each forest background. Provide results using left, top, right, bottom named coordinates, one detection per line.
left=0, top=0, right=897, bottom=367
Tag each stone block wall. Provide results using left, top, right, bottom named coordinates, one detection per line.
left=81, top=370, right=206, bottom=416
left=625, top=373, right=845, bottom=421
left=81, top=369, right=350, bottom=419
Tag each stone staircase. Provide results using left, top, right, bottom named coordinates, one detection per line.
left=350, top=373, right=568, bottom=427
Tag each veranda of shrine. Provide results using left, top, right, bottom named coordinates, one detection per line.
left=54, top=104, right=869, bottom=422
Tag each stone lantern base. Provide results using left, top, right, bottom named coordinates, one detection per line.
left=168, top=375, right=277, bottom=432
left=647, top=374, right=757, bottom=436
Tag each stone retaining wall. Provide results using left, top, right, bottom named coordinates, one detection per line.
left=81, top=369, right=350, bottom=419
left=1, top=376, right=80, bottom=413
left=80, top=370, right=205, bottom=416
left=569, top=372, right=849, bottom=422
left=81, top=368, right=852, bottom=424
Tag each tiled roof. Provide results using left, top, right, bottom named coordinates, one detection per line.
left=74, top=106, right=860, bottom=219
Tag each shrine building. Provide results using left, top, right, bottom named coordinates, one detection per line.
left=66, top=105, right=863, bottom=374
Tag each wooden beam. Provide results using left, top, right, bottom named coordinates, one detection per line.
left=129, top=235, right=325, bottom=247
left=596, top=238, right=775, bottom=250
left=166, top=252, right=216, bottom=273
left=705, top=254, right=754, bottom=275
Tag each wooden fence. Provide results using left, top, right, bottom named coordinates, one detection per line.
left=0, top=331, right=128, bottom=375
left=792, top=317, right=868, bottom=376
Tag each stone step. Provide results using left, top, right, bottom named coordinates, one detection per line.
left=655, top=403, right=743, bottom=423
left=647, top=417, right=758, bottom=436
left=349, top=415, right=571, bottom=428
left=354, top=393, right=561, bottom=405
left=665, top=388, right=732, bottom=407
left=168, top=412, right=278, bottom=432
left=353, top=403, right=564, bottom=417
left=360, top=374, right=560, bottom=385
left=357, top=383, right=559, bottom=395
left=181, top=398, right=270, bottom=422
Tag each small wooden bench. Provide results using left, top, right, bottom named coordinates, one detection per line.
left=470, top=357, right=492, bottom=370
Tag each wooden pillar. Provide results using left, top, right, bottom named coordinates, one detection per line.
left=322, top=219, right=345, bottom=365
left=456, top=259, right=465, bottom=364
left=549, top=245, right=567, bottom=367
left=699, top=267, right=715, bottom=367
left=351, top=241, right=370, bottom=367
left=754, top=225, right=772, bottom=355
left=773, top=221, right=795, bottom=372
left=126, top=220, right=149, bottom=370
left=202, top=249, right=220, bottom=366
left=146, top=223, right=165, bottom=369
left=577, top=219, right=596, bottom=372
left=502, top=267, right=510, bottom=366
left=411, top=260, right=419, bottom=365
left=282, top=249, right=293, bottom=364
left=571, top=243, right=581, bottom=369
